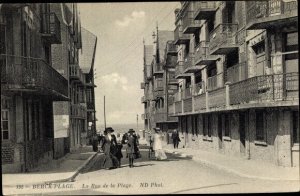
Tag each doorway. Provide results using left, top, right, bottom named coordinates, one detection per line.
left=239, top=113, right=246, bottom=154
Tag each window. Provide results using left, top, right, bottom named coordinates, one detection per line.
left=1, top=98, right=10, bottom=140
left=292, top=111, right=299, bottom=144
left=256, top=111, right=265, bottom=141
left=224, top=113, right=230, bottom=137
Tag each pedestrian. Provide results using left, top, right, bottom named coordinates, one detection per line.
left=127, top=129, right=139, bottom=168
left=92, top=134, right=99, bottom=152
left=171, top=129, right=180, bottom=149
left=152, top=128, right=167, bottom=160
left=115, top=133, right=123, bottom=168
left=101, top=127, right=119, bottom=169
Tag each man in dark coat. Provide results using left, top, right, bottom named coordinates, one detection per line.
left=171, top=129, right=180, bottom=149
left=127, top=129, right=138, bottom=168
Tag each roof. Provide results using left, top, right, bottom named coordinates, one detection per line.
left=144, top=45, right=153, bottom=66
left=157, top=30, right=174, bottom=62
left=79, top=27, right=97, bottom=73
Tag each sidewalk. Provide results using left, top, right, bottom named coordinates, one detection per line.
left=164, top=144, right=299, bottom=181
left=2, top=146, right=98, bottom=187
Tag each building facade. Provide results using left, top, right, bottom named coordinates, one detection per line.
left=1, top=3, right=98, bottom=173
left=142, top=28, right=179, bottom=143
left=167, top=1, right=298, bottom=167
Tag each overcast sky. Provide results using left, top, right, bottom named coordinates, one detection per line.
left=78, top=2, right=180, bottom=126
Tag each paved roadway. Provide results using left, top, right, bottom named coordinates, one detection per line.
left=6, top=145, right=300, bottom=194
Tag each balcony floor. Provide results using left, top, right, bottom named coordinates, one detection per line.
left=246, top=13, right=298, bottom=30
left=183, top=26, right=202, bottom=34
left=174, top=38, right=190, bottom=45
left=210, top=46, right=238, bottom=55
left=194, top=9, right=217, bottom=20
left=195, top=56, right=219, bottom=65
left=184, top=66, right=204, bottom=73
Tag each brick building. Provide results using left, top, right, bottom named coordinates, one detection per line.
left=167, top=1, right=298, bottom=167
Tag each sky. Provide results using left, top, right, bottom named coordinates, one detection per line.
left=78, top=2, right=180, bottom=127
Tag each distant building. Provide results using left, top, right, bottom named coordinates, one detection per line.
left=168, top=1, right=298, bottom=167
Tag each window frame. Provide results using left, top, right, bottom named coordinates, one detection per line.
left=1, top=98, right=10, bottom=141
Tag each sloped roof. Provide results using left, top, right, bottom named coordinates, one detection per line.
left=79, top=27, right=97, bottom=73
left=157, top=30, right=174, bottom=62
left=144, top=45, right=153, bottom=66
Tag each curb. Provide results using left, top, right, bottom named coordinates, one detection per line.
left=165, top=149, right=299, bottom=182
left=3, top=152, right=98, bottom=188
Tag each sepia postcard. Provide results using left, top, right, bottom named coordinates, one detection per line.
left=1, top=1, right=299, bottom=195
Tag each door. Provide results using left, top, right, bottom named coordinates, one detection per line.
left=218, top=114, right=222, bottom=149
left=239, top=113, right=246, bottom=154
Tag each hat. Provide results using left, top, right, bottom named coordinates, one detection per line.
left=128, top=129, right=135, bottom=133
left=153, top=127, right=161, bottom=132
left=105, top=127, right=114, bottom=133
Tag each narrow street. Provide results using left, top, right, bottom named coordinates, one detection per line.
left=10, top=145, right=298, bottom=195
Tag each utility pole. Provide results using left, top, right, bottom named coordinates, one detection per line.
left=136, top=114, right=138, bottom=131
left=104, top=96, right=106, bottom=129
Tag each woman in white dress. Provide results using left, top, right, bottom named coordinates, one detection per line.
left=152, top=128, right=167, bottom=160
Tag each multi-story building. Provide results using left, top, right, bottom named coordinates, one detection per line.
left=79, top=27, right=97, bottom=145
left=1, top=4, right=68, bottom=172
left=168, top=1, right=298, bottom=167
left=142, top=28, right=178, bottom=143
left=1, top=3, right=98, bottom=172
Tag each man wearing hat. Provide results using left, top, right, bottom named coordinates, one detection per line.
left=101, top=127, right=119, bottom=169
left=126, top=129, right=139, bottom=168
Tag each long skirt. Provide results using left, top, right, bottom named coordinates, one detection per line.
left=154, top=149, right=167, bottom=160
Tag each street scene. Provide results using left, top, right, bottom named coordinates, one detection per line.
left=1, top=1, right=299, bottom=195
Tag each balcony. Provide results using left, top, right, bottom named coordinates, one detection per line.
left=71, top=104, right=86, bottom=119
left=70, top=64, right=85, bottom=85
left=166, top=41, right=177, bottom=56
left=182, top=11, right=202, bottom=34
left=168, top=71, right=179, bottom=85
left=194, top=81, right=205, bottom=96
left=1, top=54, right=68, bottom=100
left=175, top=100, right=182, bottom=115
left=226, top=62, right=247, bottom=84
left=87, top=102, right=95, bottom=111
left=194, top=41, right=218, bottom=65
left=194, top=1, right=217, bottom=20
left=208, top=87, right=226, bottom=109
left=183, top=53, right=201, bottom=73
left=41, top=13, right=61, bottom=44
left=165, top=55, right=177, bottom=68
left=207, top=72, right=224, bottom=91
left=209, top=23, right=238, bottom=55
left=153, top=63, right=164, bottom=76
left=175, top=61, right=191, bottom=79
left=194, top=92, right=206, bottom=112
left=140, top=82, right=145, bottom=89
left=183, top=87, right=192, bottom=99
left=229, top=73, right=299, bottom=105
left=246, top=0, right=298, bottom=30
left=174, top=24, right=190, bottom=45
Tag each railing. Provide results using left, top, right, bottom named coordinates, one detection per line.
left=168, top=95, right=175, bottom=105
left=207, top=72, right=224, bottom=91
left=175, top=101, right=182, bottom=114
left=194, top=81, right=205, bottom=95
left=86, top=102, right=94, bottom=110
left=174, top=24, right=190, bottom=43
left=229, top=73, right=299, bottom=105
left=71, top=104, right=86, bottom=119
left=226, top=62, right=247, bottom=84
left=175, top=61, right=185, bottom=76
left=194, top=1, right=217, bottom=10
left=183, top=87, right=192, bottom=99
left=70, top=64, right=85, bottom=84
left=208, top=87, right=226, bottom=109
left=183, top=53, right=194, bottom=71
left=246, top=0, right=298, bottom=25
left=194, top=92, right=206, bottom=111
left=194, top=41, right=208, bottom=64
left=41, top=13, right=61, bottom=44
left=209, top=23, right=238, bottom=53
left=182, top=11, right=201, bottom=32
left=1, top=54, right=68, bottom=98
left=183, top=97, right=193, bottom=112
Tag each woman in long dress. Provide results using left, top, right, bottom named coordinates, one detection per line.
left=101, top=127, right=119, bottom=169
left=152, top=128, right=167, bottom=160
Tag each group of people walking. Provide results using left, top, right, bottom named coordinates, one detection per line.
left=100, top=127, right=140, bottom=169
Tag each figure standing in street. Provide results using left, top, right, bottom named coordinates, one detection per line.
left=152, top=128, right=167, bottom=160
left=92, top=134, right=99, bottom=152
left=116, top=134, right=123, bottom=168
left=171, top=129, right=180, bottom=149
left=127, top=129, right=138, bottom=168
left=101, top=127, right=119, bottom=169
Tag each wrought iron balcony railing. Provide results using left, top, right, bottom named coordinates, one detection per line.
left=70, top=64, right=85, bottom=84
left=174, top=24, right=190, bottom=45
left=246, top=0, right=298, bottom=30
left=1, top=54, right=68, bottom=100
left=41, top=13, right=61, bottom=44
left=207, top=72, right=224, bottom=91
left=209, top=23, right=238, bottom=55
left=182, top=11, right=201, bottom=34
left=230, top=73, right=299, bottom=105
left=226, top=62, right=247, bottom=84
left=194, top=41, right=218, bottom=65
